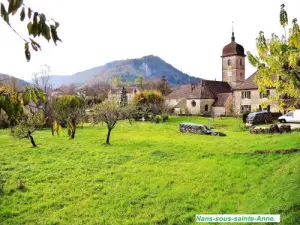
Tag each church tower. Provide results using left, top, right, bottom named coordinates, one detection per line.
left=221, top=32, right=246, bottom=88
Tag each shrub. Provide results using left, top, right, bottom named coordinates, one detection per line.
left=147, top=114, right=153, bottom=121
left=0, top=110, right=9, bottom=129
left=162, top=114, right=169, bottom=122
left=242, top=111, right=250, bottom=123
left=132, top=90, right=165, bottom=116
left=153, top=115, right=162, bottom=123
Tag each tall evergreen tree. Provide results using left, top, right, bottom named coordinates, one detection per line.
left=120, top=87, right=128, bottom=106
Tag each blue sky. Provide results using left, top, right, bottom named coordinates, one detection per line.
left=0, top=0, right=299, bottom=81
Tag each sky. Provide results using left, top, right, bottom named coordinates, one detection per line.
left=0, top=0, right=299, bottom=82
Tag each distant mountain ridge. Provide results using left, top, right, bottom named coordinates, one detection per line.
left=49, top=55, right=201, bottom=88
left=0, top=73, right=30, bottom=87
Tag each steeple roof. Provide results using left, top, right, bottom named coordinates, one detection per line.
left=222, top=32, right=246, bottom=57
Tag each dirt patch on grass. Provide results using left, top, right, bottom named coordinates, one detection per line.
left=210, top=124, right=229, bottom=129
left=253, top=149, right=300, bottom=154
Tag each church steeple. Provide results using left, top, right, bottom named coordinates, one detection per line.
left=231, top=22, right=235, bottom=42
left=221, top=25, right=246, bottom=88
left=231, top=32, right=235, bottom=42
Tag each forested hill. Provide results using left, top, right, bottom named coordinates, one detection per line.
left=49, top=55, right=201, bottom=87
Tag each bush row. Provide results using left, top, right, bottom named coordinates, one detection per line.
left=152, top=114, right=169, bottom=123
left=249, top=124, right=291, bottom=134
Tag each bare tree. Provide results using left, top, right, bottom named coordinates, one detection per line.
left=58, top=83, right=78, bottom=95
left=32, top=64, right=52, bottom=94
left=32, top=65, right=55, bottom=134
left=9, top=77, right=21, bottom=91
left=78, top=81, right=110, bottom=107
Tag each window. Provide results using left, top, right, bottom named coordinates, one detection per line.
left=241, top=105, right=251, bottom=113
left=240, top=58, right=243, bottom=66
left=260, top=90, right=270, bottom=99
left=204, top=104, right=209, bottom=112
left=242, top=91, right=251, bottom=99
left=227, top=59, right=231, bottom=66
left=191, top=100, right=196, bottom=107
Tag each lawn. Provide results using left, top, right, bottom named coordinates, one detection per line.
left=0, top=117, right=300, bottom=225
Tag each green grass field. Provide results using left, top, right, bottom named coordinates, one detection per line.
left=0, top=117, right=300, bottom=225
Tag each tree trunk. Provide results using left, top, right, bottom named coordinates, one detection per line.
left=71, top=128, right=76, bottom=139
left=28, top=134, right=37, bottom=147
left=106, top=128, right=112, bottom=144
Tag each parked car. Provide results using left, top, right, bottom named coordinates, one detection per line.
left=246, top=112, right=273, bottom=125
left=278, top=110, right=300, bottom=123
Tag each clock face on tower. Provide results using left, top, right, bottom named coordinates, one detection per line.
left=227, top=71, right=232, bottom=77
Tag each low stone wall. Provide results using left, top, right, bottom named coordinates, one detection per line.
left=249, top=124, right=291, bottom=134
left=179, top=123, right=226, bottom=136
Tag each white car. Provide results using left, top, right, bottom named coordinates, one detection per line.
left=278, top=110, right=300, bottom=123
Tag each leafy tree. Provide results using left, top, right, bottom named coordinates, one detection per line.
left=92, top=100, right=134, bottom=145
left=134, top=74, right=144, bottom=88
left=126, top=81, right=132, bottom=87
left=247, top=4, right=300, bottom=110
left=132, top=90, right=165, bottom=116
left=0, top=0, right=61, bottom=61
left=0, top=83, right=46, bottom=147
left=11, top=109, right=45, bottom=147
left=54, top=95, right=86, bottom=139
left=112, top=77, right=122, bottom=88
left=157, top=76, right=171, bottom=95
left=0, top=85, right=45, bottom=126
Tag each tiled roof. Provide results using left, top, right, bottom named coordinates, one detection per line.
left=213, top=93, right=231, bottom=106
left=174, top=99, right=187, bottom=108
left=234, top=72, right=258, bottom=90
left=205, top=80, right=232, bottom=95
left=166, top=84, right=193, bottom=99
left=187, top=80, right=232, bottom=99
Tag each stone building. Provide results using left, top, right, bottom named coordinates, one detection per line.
left=185, top=80, right=232, bottom=116
left=166, top=32, right=279, bottom=116
left=108, top=87, right=139, bottom=104
left=233, top=72, right=278, bottom=113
